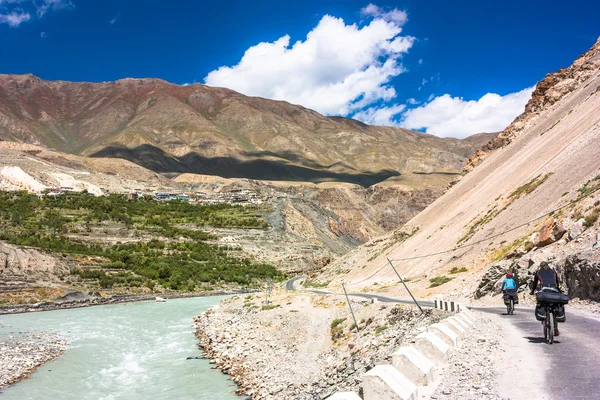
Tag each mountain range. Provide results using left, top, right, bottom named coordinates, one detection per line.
left=0, top=74, right=493, bottom=187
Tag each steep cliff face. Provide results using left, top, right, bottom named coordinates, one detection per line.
left=464, top=37, right=600, bottom=173
left=317, top=38, right=600, bottom=301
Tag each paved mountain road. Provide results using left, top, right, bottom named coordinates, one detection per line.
left=476, top=306, right=600, bottom=400
left=284, top=277, right=434, bottom=308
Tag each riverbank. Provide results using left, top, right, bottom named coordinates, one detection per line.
left=0, top=296, right=238, bottom=399
left=194, top=290, right=447, bottom=399
left=0, top=289, right=257, bottom=315
left=0, top=333, right=67, bottom=388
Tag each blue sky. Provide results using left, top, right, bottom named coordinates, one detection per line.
left=1, top=0, right=598, bottom=137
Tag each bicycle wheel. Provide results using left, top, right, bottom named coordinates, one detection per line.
left=509, top=299, right=514, bottom=315
left=547, top=309, right=554, bottom=344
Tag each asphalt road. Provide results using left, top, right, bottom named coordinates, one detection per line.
left=284, top=276, right=434, bottom=308
left=476, top=305, right=600, bottom=400
left=285, top=276, right=305, bottom=290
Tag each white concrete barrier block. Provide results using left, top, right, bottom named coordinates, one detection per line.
left=455, top=313, right=473, bottom=327
left=460, top=305, right=474, bottom=318
left=442, top=318, right=466, bottom=338
left=459, top=311, right=475, bottom=324
left=364, top=364, right=418, bottom=400
left=428, top=323, right=459, bottom=348
left=328, top=392, right=362, bottom=400
left=392, top=346, right=436, bottom=386
left=449, top=316, right=469, bottom=331
left=413, top=332, right=450, bottom=362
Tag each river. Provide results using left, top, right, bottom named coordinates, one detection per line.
left=0, top=296, right=239, bottom=400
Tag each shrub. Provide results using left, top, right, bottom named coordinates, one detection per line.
left=429, top=276, right=453, bottom=288
left=583, top=209, right=599, bottom=227
left=375, top=325, right=388, bottom=334
left=450, top=267, right=468, bottom=274
left=330, top=318, right=347, bottom=339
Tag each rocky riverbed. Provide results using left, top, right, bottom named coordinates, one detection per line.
left=0, top=289, right=254, bottom=315
left=194, top=290, right=448, bottom=399
left=0, top=333, right=67, bottom=388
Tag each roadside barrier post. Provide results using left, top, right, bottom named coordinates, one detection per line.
left=387, top=258, right=424, bottom=314
left=342, top=282, right=360, bottom=333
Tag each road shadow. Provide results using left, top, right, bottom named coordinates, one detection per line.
left=525, top=336, right=561, bottom=344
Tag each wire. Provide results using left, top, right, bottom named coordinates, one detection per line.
left=346, top=186, right=599, bottom=284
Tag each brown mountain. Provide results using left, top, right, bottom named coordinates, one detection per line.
left=0, top=74, right=493, bottom=186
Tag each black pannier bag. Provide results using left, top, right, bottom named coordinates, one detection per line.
left=535, top=305, right=546, bottom=321
left=556, top=305, right=567, bottom=323
left=503, top=291, right=519, bottom=304
left=536, top=289, right=569, bottom=304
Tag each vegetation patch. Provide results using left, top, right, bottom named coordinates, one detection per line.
left=489, top=235, right=535, bottom=262
left=330, top=318, right=347, bottom=340
left=429, top=276, right=453, bottom=288
left=375, top=325, right=388, bottom=334
left=303, top=279, right=330, bottom=288
left=0, top=191, right=283, bottom=291
left=261, top=304, right=280, bottom=311
left=576, top=175, right=600, bottom=201
left=509, top=173, right=554, bottom=201
left=449, top=266, right=468, bottom=274
left=583, top=209, right=599, bottom=227
left=458, top=206, right=503, bottom=244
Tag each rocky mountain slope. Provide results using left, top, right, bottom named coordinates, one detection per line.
left=318, top=37, right=600, bottom=302
left=0, top=74, right=492, bottom=186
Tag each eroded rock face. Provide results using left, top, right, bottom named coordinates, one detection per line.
left=464, top=37, right=600, bottom=173
left=0, top=242, right=66, bottom=279
left=564, top=251, right=600, bottom=301
left=474, top=262, right=511, bottom=299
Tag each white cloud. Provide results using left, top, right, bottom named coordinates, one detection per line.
left=400, top=87, right=534, bottom=138
left=205, top=11, right=414, bottom=116
left=353, top=104, right=406, bottom=126
left=361, top=3, right=408, bottom=26
left=0, top=10, right=30, bottom=26
left=109, top=12, right=120, bottom=25
left=406, top=98, right=419, bottom=105
left=418, top=58, right=423, bottom=64
left=40, top=31, right=47, bottom=38
left=36, top=0, right=72, bottom=17
left=0, top=0, right=70, bottom=26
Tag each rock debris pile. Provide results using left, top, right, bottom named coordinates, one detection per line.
left=194, top=292, right=446, bottom=399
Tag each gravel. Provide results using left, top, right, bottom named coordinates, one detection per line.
left=0, top=333, right=67, bottom=388
left=432, top=311, right=503, bottom=400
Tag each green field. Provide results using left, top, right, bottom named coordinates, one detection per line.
left=0, top=191, right=284, bottom=291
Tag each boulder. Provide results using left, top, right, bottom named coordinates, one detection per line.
left=564, top=251, right=600, bottom=301
left=568, top=220, right=585, bottom=241
left=535, top=217, right=566, bottom=247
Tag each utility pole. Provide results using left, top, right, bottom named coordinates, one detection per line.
left=265, top=278, right=272, bottom=305
left=386, top=257, right=424, bottom=314
left=342, top=282, right=360, bottom=333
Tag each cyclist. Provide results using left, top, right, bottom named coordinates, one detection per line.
left=530, top=261, right=562, bottom=336
left=501, top=273, right=518, bottom=312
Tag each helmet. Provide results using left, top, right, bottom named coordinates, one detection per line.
left=506, top=273, right=513, bottom=278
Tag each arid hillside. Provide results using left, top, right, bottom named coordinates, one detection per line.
left=0, top=74, right=492, bottom=186
left=318, top=37, right=600, bottom=301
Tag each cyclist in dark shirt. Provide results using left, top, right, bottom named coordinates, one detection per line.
left=530, top=261, right=561, bottom=292
left=530, top=261, right=562, bottom=336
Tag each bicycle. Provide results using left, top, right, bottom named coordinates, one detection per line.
left=533, top=287, right=568, bottom=345
left=503, top=290, right=517, bottom=315
left=541, top=302, right=559, bottom=344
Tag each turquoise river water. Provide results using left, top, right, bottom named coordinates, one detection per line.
left=0, top=297, right=239, bottom=400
